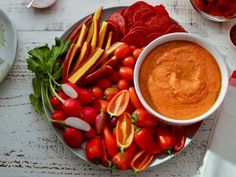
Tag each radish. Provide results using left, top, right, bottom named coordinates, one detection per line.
left=51, top=110, right=66, bottom=128
left=64, top=117, right=91, bottom=131
left=61, top=82, right=80, bottom=99
left=77, top=88, right=94, bottom=105
left=83, top=127, right=96, bottom=140
left=63, top=128, right=83, bottom=148
left=95, top=112, right=107, bottom=135
left=81, top=106, right=98, bottom=125
left=50, top=91, right=68, bottom=110
left=62, top=98, right=81, bottom=117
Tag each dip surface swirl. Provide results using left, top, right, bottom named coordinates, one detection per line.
left=139, top=41, right=221, bottom=120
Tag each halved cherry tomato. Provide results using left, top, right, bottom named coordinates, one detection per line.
left=96, top=78, right=112, bottom=90
left=107, top=90, right=129, bottom=117
left=103, top=125, right=119, bottom=156
left=171, top=126, right=186, bottom=152
left=91, top=86, right=103, bottom=99
left=156, top=126, right=174, bottom=155
left=104, top=87, right=119, bottom=101
left=122, top=56, right=136, bottom=68
left=132, top=48, right=143, bottom=60
left=86, top=137, right=103, bottom=164
left=92, top=99, right=109, bottom=113
left=134, top=128, right=161, bottom=154
left=116, top=112, right=134, bottom=152
left=114, top=43, right=130, bottom=59
left=117, top=79, right=130, bottom=90
left=132, top=109, right=158, bottom=127
left=119, top=67, right=134, bottom=80
left=112, top=144, right=137, bottom=170
left=130, top=150, right=154, bottom=173
left=129, top=87, right=143, bottom=109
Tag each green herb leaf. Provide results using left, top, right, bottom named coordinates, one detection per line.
left=27, top=38, right=69, bottom=118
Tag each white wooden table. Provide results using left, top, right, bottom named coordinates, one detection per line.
left=0, top=0, right=235, bottom=177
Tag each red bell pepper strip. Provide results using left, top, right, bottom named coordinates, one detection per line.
left=66, top=15, right=92, bottom=43
left=134, top=128, right=162, bottom=154
left=171, top=126, right=186, bottom=152
left=103, top=125, right=119, bottom=156
left=112, top=144, right=137, bottom=170
left=62, top=43, right=75, bottom=82
left=156, top=126, right=174, bottom=155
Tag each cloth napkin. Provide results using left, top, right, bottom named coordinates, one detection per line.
left=199, top=71, right=236, bottom=177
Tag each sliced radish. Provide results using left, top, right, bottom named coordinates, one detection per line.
left=64, top=117, right=91, bottom=131
left=62, top=82, right=80, bottom=99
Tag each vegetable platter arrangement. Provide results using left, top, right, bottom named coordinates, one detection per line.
left=27, top=1, right=201, bottom=173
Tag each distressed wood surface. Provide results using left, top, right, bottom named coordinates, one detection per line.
left=0, top=0, right=235, bottom=177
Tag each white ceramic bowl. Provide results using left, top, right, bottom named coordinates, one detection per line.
left=134, top=33, right=229, bottom=126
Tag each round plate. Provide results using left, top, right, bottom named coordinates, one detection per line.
left=42, top=6, right=203, bottom=169
left=0, top=9, right=17, bottom=83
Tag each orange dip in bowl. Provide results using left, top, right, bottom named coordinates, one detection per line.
left=139, top=41, right=221, bottom=120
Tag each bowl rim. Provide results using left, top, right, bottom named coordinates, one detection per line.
left=134, top=32, right=229, bottom=125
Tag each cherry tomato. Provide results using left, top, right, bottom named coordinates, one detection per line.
left=119, top=67, right=134, bottom=80
left=129, top=87, right=143, bottom=109
left=63, top=128, right=83, bottom=148
left=81, top=106, right=98, bottom=126
left=104, top=87, right=119, bottom=101
left=129, top=45, right=137, bottom=52
left=108, top=70, right=120, bottom=83
left=51, top=110, right=66, bottom=128
left=114, top=44, right=130, bottom=59
left=118, top=79, right=130, bottom=90
left=133, top=48, right=143, bottom=59
left=96, top=78, right=112, bottom=90
left=92, top=86, right=103, bottom=99
left=122, top=56, right=136, bottom=68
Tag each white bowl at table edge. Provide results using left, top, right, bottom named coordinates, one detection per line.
left=134, top=32, right=229, bottom=126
